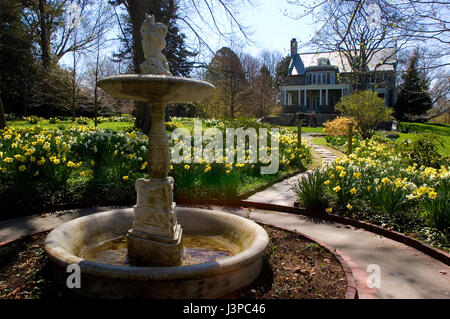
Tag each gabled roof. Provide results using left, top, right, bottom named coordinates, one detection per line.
left=289, top=48, right=397, bottom=75
left=288, top=54, right=305, bottom=75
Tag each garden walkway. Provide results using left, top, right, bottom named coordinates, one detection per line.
left=241, top=137, right=450, bottom=299
left=245, top=134, right=338, bottom=206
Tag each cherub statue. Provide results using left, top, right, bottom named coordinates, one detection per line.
left=139, top=14, right=171, bottom=76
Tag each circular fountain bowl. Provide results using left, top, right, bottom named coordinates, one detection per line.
left=44, top=207, right=269, bottom=298
left=97, top=75, right=215, bottom=103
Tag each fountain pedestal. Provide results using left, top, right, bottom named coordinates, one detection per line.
left=127, top=177, right=182, bottom=266
left=127, top=104, right=183, bottom=266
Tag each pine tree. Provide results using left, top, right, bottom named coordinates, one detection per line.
left=395, top=51, right=433, bottom=121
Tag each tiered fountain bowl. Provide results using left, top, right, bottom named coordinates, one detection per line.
left=45, top=207, right=268, bottom=298
left=44, top=73, right=269, bottom=298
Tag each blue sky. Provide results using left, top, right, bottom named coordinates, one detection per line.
left=61, top=1, right=317, bottom=72
left=181, top=1, right=316, bottom=59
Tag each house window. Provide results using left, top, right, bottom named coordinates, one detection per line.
left=322, top=73, right=327, bottom=84
left=369, top=73, right=376, bottom=84
left=376, top=72, right=385, bottom=83
left=330, top=73, right=335, bottom=84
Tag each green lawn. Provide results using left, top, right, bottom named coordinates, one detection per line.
left=398, top=122, right=450, bottom=136
left=395, top=132, right=450, bottom=156
left=285, top=126, right=323, bottom=134
left=7, top=120, right=134, bottom=131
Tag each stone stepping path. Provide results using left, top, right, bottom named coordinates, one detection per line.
left=246, top=136, right=339, bottom=206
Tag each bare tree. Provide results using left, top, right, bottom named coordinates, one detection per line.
left=23, top=0, right=115, bottom=69
left=287, top=1, right=408, bottom=90
left=259, top=50, right=282, bottom=78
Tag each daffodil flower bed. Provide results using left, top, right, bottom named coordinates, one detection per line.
left=318, top=139, right=449, bottom=250
left=0, top=121, right=311, bottom=219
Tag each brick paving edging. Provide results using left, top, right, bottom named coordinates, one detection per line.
left=179, top=198, right=450, bottom=266
left=263, top=224, right=358, bottom=299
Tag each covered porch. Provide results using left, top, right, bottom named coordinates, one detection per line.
left=280, top=85, right=348, bottom=113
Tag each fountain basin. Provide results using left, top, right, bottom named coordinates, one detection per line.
left=97, top=75, right=215, bottom=103
left=44, top=207, right=269, bottom=298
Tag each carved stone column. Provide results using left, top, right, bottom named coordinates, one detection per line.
left=127, top=103, right=183, bottom=267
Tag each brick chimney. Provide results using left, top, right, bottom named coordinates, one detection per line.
left=291, top=38, right=298, bottom=56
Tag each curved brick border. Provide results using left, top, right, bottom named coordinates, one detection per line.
left=265, top=224, right=358, bottom=299
left=178, top=198, right=450, bottom=266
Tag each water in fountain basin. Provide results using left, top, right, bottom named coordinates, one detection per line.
left=81, top=235, right=240, bottom=266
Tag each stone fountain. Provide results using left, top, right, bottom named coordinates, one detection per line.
left=44, top=15, right=268, bottom=298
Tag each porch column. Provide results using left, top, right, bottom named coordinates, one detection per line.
left=284, top=90, right=287, bottom=105
left=319, top=89, right=322, bottom=105
left=304, top=90, right=307, bottom=106
left=325, top=89, right=328, bottom=105
left=298, top=90, right=301, bottom=106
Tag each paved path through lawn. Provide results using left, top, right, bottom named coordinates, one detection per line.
left=242, top=137, right=450, bottom=299
left=246, top=135, right=338, bottom=206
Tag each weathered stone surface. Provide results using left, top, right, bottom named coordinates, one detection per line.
left=128, top=177, right=183, bottom=266
left=127, top=226, right=183, bottom=266
left=133, top=178, right=176, bottom=236
left=139, top=14, right=171, bottom=76
left=97, top=75, right=214, bottom=103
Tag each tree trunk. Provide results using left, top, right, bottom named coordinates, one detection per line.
left=127, top=0, right=163, bottom=134
left=72, top=40, right=77, bottom=122
left=0, top=90, right=6, bottom=129
left=94, top=38, right=100, bottom=127
left=38, top=0, right=50, bottom=70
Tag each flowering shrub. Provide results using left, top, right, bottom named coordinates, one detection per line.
left=323, top=116, right=358, bottom=137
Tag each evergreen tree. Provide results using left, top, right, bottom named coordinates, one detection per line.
left=0, top=0, right=37, bottom=115
left=395, top=51, right=433, bottom=121
left=206, top=47, right=247, bottom=118
left=274, top=55, right=291, bottom=91
left=110, top=0, right=196, bottom=133
left=111, top=0, right=196, bottom=77
left=254, top=64, right=276, bottom=117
